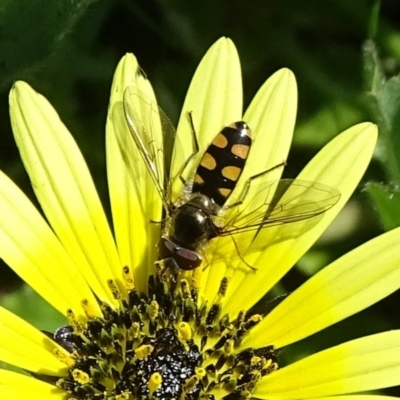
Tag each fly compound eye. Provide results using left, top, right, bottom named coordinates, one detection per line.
left=159, top=237, right=202, bottom=271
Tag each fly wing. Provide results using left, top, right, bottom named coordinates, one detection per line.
left=206, top=179, right=340, bottom=265
left=220, top=179, right=340, bottom=235
left=123, top=86, right=176, bottom=210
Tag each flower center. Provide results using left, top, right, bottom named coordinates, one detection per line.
left=131, top=327, right=201, bottom=398
left=52, top=269, right=278, bottom=399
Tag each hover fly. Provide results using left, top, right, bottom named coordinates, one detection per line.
left=123, top=86, right=340, bottom=272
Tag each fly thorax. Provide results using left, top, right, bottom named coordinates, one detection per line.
left=187, top=193, right=218, bottom=213
left=170, top=203, right=217, bottom=250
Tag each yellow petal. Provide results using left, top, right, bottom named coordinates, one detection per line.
left=172, top=37, right=242, bottom=200
left=106, top=54, right=162, bottom=293
left=10, top=82, right=121, bottom=305
left=244, top=226, right=400, bottom=349
left=199, top=68, right=297, bottom=302
left=0, top=307, right=67, bottom=375
left=0, top=369, right=65, bottom=399
left=254, top=330, right=400, bottom=399
left=0, top=171, right=100, bottom=320
left=238, top=68, right=297, bottom=201
left=310, top=397, right=399, bottom=400
left=221, top=122, right=377, bottom=316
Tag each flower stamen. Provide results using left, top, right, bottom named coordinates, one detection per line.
left=52, top=272, right=277, bottom=399
left=107, top=279, right=122, bottom=300
left=122, top=266, right=135, bottom=290
left=149, top=372, right=163, bottom=394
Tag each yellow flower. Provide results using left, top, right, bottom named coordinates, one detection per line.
left=1, top=37, right=399, bottom=400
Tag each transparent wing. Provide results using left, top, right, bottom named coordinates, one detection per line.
left=123, top=86, right=177, bottom=210
left=219, top=179, right=341, bottom=236
left=205, top=179, right=340, bottom=266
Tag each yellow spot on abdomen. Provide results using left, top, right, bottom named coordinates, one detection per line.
left=194, top=173, right=204, bottom=185
left=218, top=188, right=232, bottom=198
left=231, top=143, right=250, bottom=159
left=213, top=133, right=229, bottom=148
left=200, top=152, right=217, bottom=170
left=222, top=166, right=241, bottom=181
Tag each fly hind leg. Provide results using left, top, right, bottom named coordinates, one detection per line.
left=155, top=257, right=179, bottom=288
left=176, top=111, right=200, bottom=186
left=231, top=235, right=257, bottom=272
left=226, top=161, right=286, bottom=209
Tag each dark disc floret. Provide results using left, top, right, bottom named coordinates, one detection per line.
left=48, top=269, right=278, bottom=399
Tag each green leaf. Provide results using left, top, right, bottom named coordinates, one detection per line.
left=365, top=182, right=400, bottom=231
left=362, top=39, right=385, bottom=95
left=363, top=40, right=400, bottom=181
left=367, top=0, right=381, bottom=40
left=376, top=75, right=400, bottom=180
left=294, top=101, right=363, bottom=147
left=1, top=284, right=65, bottom=332
left=377, top=75, right=400, bottom=132
left=0, top=0, right=97, bottom=87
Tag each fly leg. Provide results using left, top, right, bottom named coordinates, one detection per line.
left=155, top=257, right=179, bottom=288
left=226, top=161, right=286, bottom=209
left=174, top=111, right=200, bottom=186
left=231, top=235, right=257, bottom=272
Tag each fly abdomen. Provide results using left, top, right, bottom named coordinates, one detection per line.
left=192, top=121, right=252, bottom=207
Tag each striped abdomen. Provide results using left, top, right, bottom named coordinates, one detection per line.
left=192, top=121, right=252, bottom=207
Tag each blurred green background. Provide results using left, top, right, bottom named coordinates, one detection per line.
left=1, top=0, right=400, bottom=396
